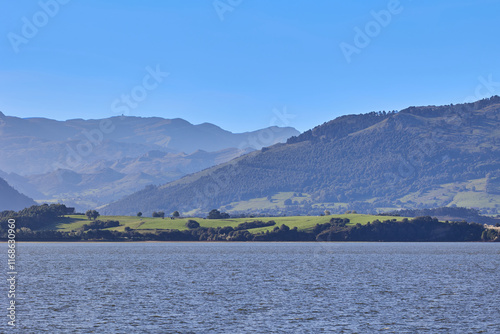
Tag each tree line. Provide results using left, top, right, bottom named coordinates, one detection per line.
left=0, top=203, right=68, bottom=230
left=1, top=216, right=498, bottom=242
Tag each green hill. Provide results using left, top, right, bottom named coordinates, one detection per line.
left=3, top=205, right=495, bottom=242
left=47, top=213, right=403, bottom=234
left=0, top=177, right=36, bottom=211
left=26, top=214, right=495, bottom=243
left=102, top=96, right=500, bottom=216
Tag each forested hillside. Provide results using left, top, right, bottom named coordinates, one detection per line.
left=0, top=177, right=36, bottom=211
left=103, top=97, right=500, bottom=216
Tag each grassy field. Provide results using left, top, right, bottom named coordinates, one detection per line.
left=224, top=192, right=312, bottom=212
left=217, top=181, right=500, bottom=215
left=398, top=178, right=500, bottom=210
left=49, top=213, right=404, bottom=234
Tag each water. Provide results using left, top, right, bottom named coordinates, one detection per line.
left=1, top=242, right=499, bottom=333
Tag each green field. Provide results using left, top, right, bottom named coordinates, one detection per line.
left=48, top=213, right=404, bottom=234
left=399, top=178, right=500, bottom=210
left=215, top=181, right=500, bottom=215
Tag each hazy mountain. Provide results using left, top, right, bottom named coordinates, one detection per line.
left=0, top=147, right=253, bottom=210
left=102, top=97, right=500, bottom=216
left=0, top=112, right=298, bottom=210
left=0, top=177, right=36, bottom=211
left=0, top=113, right=298, bottom=175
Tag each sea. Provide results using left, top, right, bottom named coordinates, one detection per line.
left=1, top=242, right=499, bottom=333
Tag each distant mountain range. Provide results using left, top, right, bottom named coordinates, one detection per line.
left=0, top=177, right=36, bottom=211
left=0, top=112, right=298, bottom=211
left=102, top=97, right=500, bottom=216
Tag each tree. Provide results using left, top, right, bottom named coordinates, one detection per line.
left=330, top=217, right=349, bottom=227
left=137, top=212, right=142, bottom=217
left=324, top=210, right=331, bottom=216
left=207, top=209, right=230, bottom=219
left=208, top=209, right=220, bottom=219
left=279, top=224, right=290, bottom=232
left=172, top=211, right=180, bottom=218
left=85, top=210, right=100, bottom=220
left=284, top=199, right=292, bottom=206
left=152, top=211, right=165, bottom=218
left=186, top=220, right=200, bottom=229
left=50, top=204, right=69, bottom=217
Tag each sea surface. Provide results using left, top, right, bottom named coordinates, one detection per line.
left=1, top=242, right=499, bottom=333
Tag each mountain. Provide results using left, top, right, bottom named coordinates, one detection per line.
left=0, top=177, right=36, bottom=211
left=0, top=147, right=252, bottom=209
left=0, top=113, right=299, bottom=210
left=0, top=113, right=298, bottom=175
left=102, top=97, right=500, bottom=216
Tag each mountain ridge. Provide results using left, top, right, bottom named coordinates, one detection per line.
left=0, top=113, right=298, bottom=210
left=0, top=114, right=299, bottom=175
left=102, top=96, right=500, bottom=216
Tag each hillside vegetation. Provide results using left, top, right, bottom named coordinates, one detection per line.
left=2, top=204, right=497, bottom=242
left=0, top=177, right=36, bottom=211
left=48, top=213, right=399, bottom=233
left=103, top=97, right=500, bottom=216
left=2, top=213, right=497, bottom=242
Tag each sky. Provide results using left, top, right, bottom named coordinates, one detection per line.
left=1, top=0, right=500, bottom=133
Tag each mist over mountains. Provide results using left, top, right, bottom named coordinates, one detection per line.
left=0, top=112, right=298, bottom=210
left=102, top=97, right=500, bottom=217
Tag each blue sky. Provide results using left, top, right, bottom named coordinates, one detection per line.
left=1, top=0, right=499, bottom=133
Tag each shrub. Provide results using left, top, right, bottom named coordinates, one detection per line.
left=186, top=220, right=200, bottom=229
